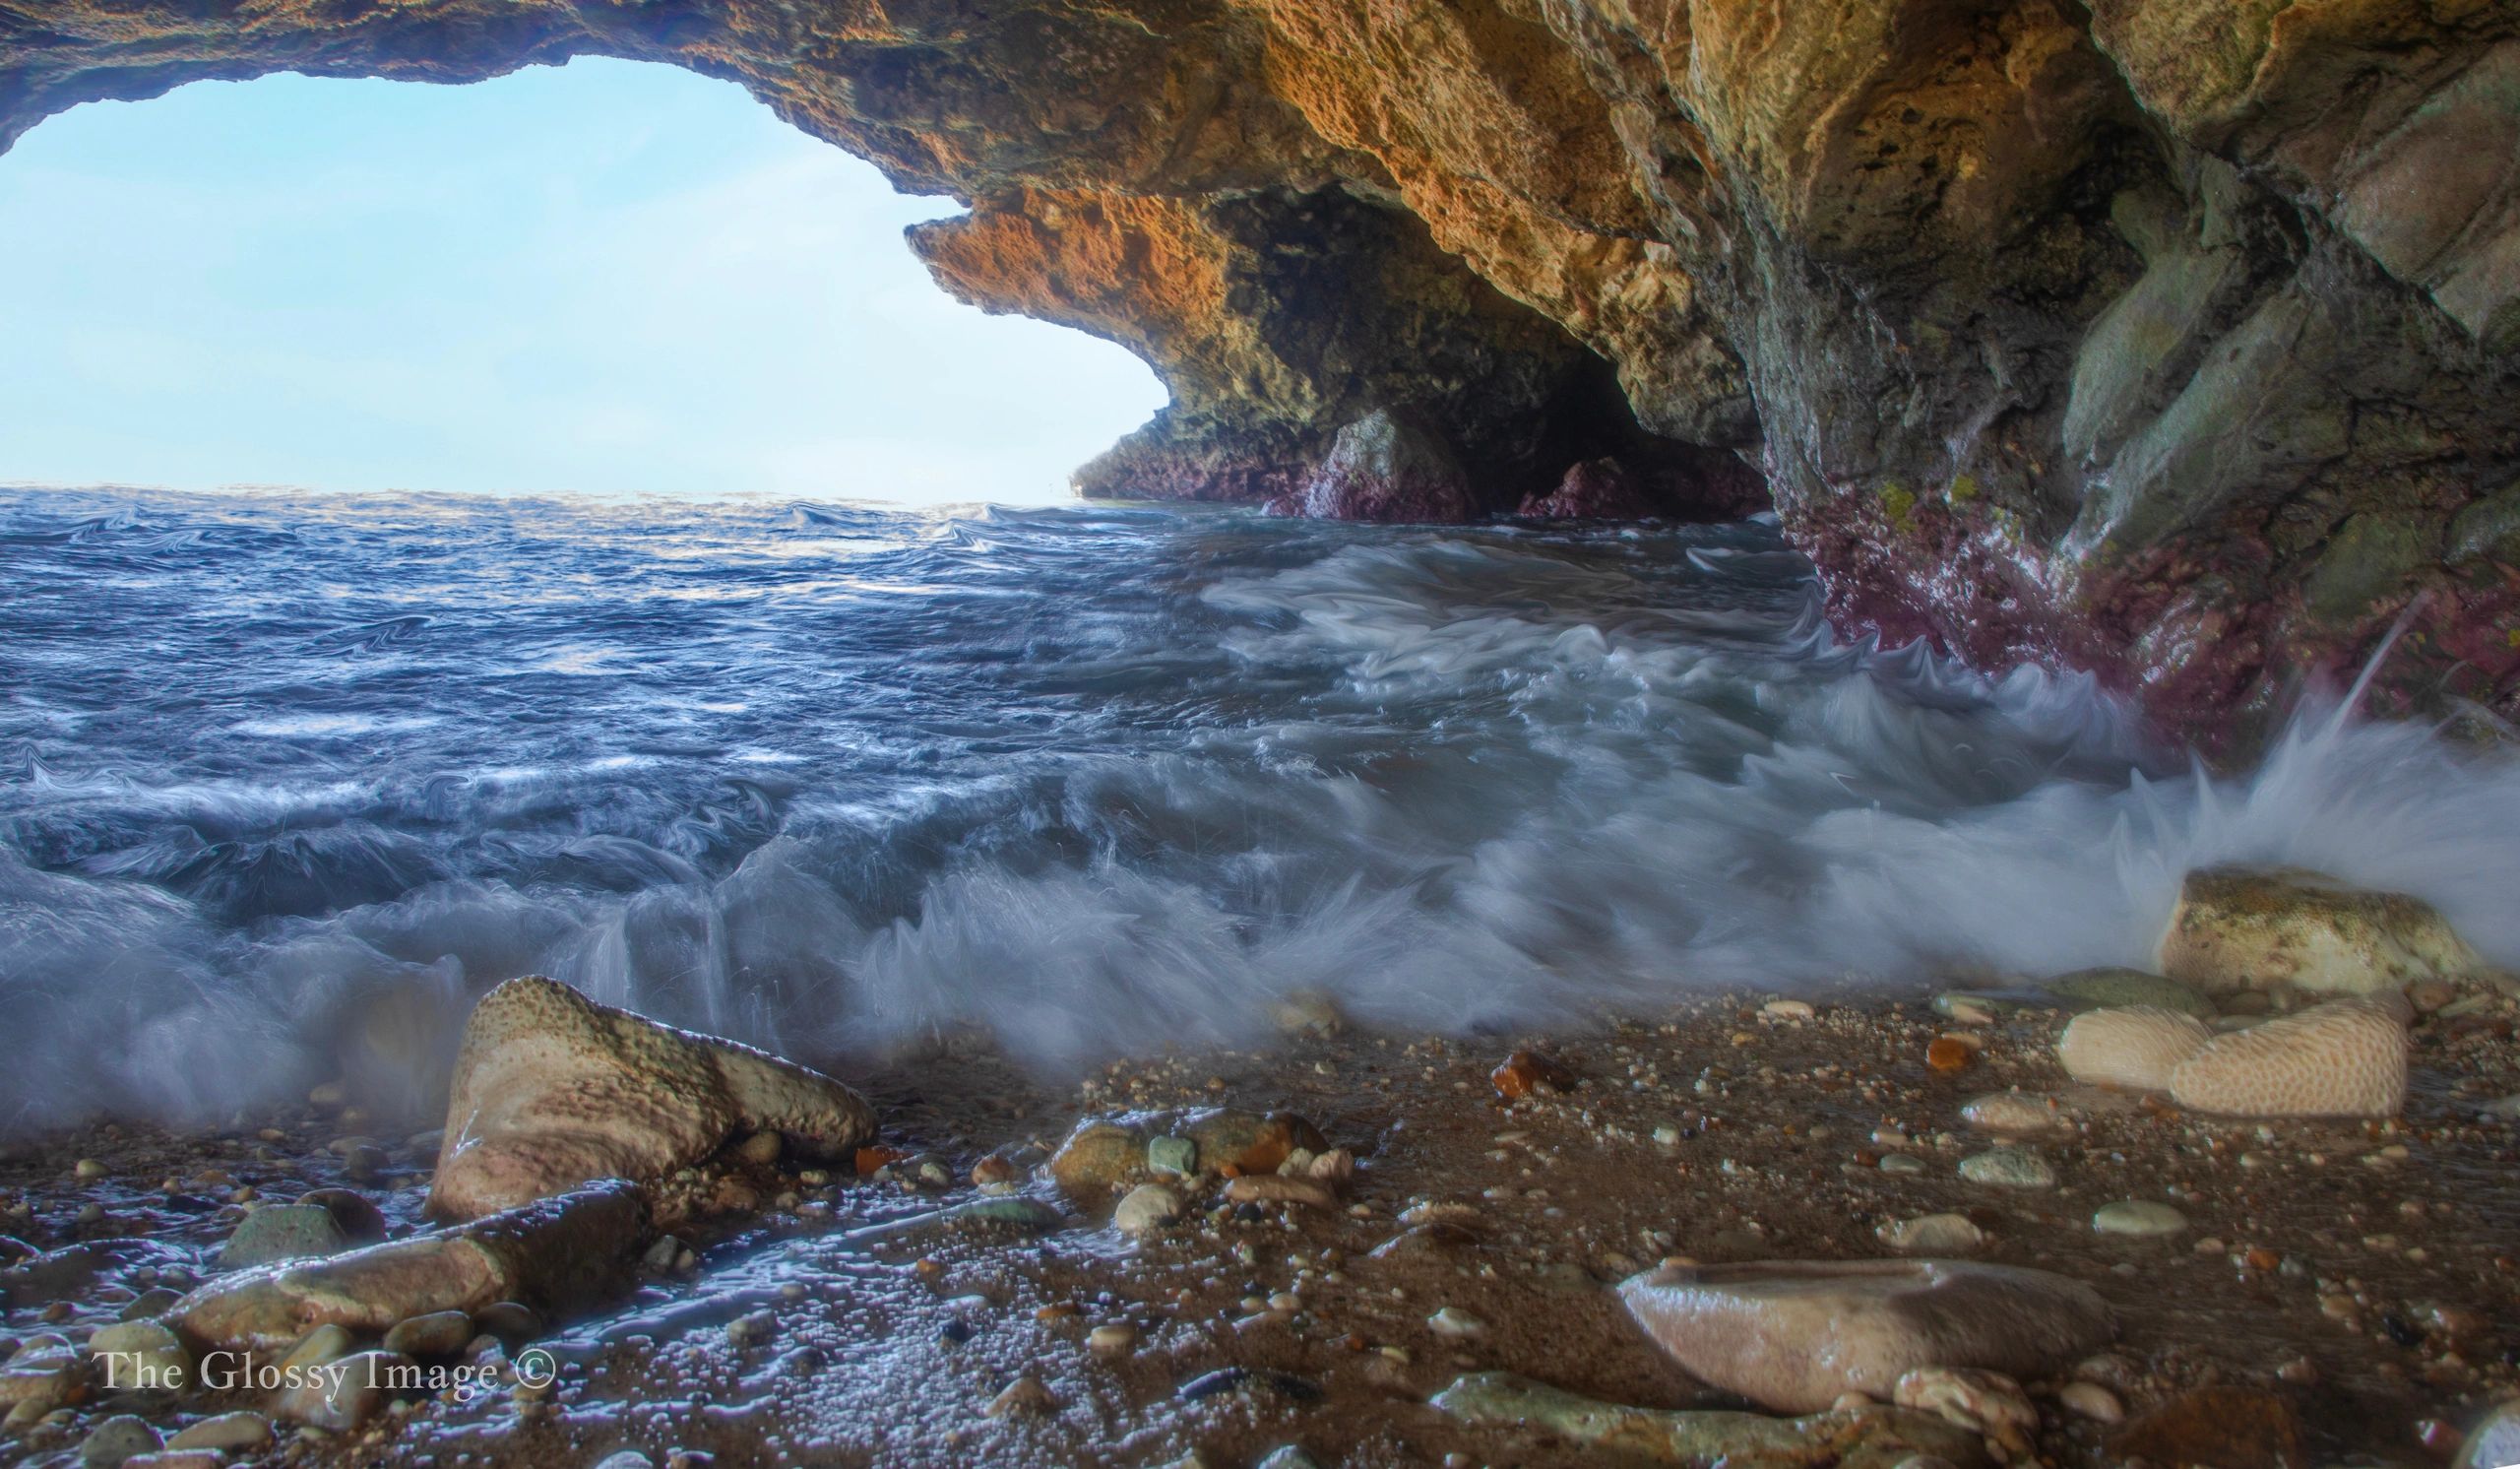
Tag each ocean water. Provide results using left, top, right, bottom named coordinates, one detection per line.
left=4, top=485, right=2517, bottom=1131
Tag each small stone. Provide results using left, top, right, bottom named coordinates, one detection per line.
left=732, top=1130, right=783, bottom=1168
left=2057, top=1380, right=2125, bottom=1423
left=274, top=1349, right=414, bottom=1431
left=2092, top=1200, right=2188, bottom=1237
left=73, top=1159, right=108, bottom=1182
left=218, top=1203, right=355, bottom=1270
left=970, top=1154, right=1021, bottom=1188
left=1932, top=993, right=2002, bottom=1024
left=1254, top=1449, right=1323, bottom=1469
left=1877, top=1153, right=1926, bottom=1175
left=727, top=1310, right=776, bottom=1347
left=1270, top=990, right=1345, bottom=1037
left=1957, top=1147, right=2054, bottom=1188
left=381, top=1309, right=473, bottom=1358
left=1086, top=1322, right=1139, bottom=1357
left=79, top=1415, right=162, bottom=1469
left=473, top=1301, right=541, bottom=1340
left=165, top=1412, right=274, bottom=1453
left=1959, top=1092, right=2070, bottom=1137
left=1146, top=1136, right=1197, bottom=1178
left=1223, top=1176, right=1337, bottom=1209
left=1924, top=1038, right=1974, bottom=1074
left=1306, top=1148, right=1355, bottom=1185
left=1894, top=1367, right=2037, bottom=1457
left=1490, top=1050, right=1575, bottom=1100
left=593, top=1455, right=654, bottom=1469
left=1874, top=1213, right=1986, bottom=1254
left=984, top=1375, right=1055, bottom=1417
left=91, top=1320, right=190, bottom=1391
left=1426, top=1307, right=1484, bottom=1339
left=1761, top=999, right=1814, bottom=1020
left=1112, top=1183, right=1183, bottom=1237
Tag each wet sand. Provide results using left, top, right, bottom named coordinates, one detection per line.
left=4, top=987, right=2516, bottom=1467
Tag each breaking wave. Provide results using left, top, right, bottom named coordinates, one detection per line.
left=3, top=485, right=2516, bottom=1129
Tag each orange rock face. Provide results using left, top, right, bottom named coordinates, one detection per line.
left=3, top=0, right=2514, bottom=734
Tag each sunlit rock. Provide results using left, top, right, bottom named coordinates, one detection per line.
left=2158, top=867, right=2480, bottom=997
left=1616, top=1259, right=2110, bottom=1414
left=428, top=975, right=874, bottom=1221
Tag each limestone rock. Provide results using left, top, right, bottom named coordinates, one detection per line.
left=1428, top=1372, right=1990, bottom=1467
left=2168, top=996, right=2409, bottom=1118
left=2158, top=868, right=2480, bottom=997
left=429, top=976, right=874, bottom=1220
left=1616, top=1259, right=2111, bottom=1413
left=173, top=1180, right=645, bottom=1350
left=2056, top=1006, right=2211, bottom=1090
left=1298, top=409, right=1476, bottom=524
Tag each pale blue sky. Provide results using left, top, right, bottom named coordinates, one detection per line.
left=0, top=59, right=1166, bottom=504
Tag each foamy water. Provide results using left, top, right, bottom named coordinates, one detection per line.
left=3, top=486, right=2516, bottom=1130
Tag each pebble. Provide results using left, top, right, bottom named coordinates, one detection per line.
left=1146, top=1136, right=1197, bottom=1177
left=1762, top=999, right=1814, bottom=1020
left=1958, top=1093, right=2068, bottom=1137
left=2092, top=1200, right=2188, bottom=1237
left=73, top=1159, right=107, bottom=1182
left=165, top=1413, right=273, bottom=1453
left=2057, top=1380, right=2125, bottom=1423
left=1254, top=1449, right=1323, bottom=1469
left=593, top=1455, right=655, bottom=1469
left=727, top=1311, right=776, bottom=1347
left=473, top=1301, right=541, bottom=1339
left=1086, top=1322, right=1139, bottom=1357
left=1874, top=1213, right=1986, bottom=1254
left=1877, top=1153, right=1925, bottom=1175
left=1933, top=993, right=2001, bottom=1024
left=1426, top=1307, right=1485, bottom=1340
left=90, top=1320, right=190, bottom=1391
left=1924, top=1038, right=1975, bottom=1074
left=382, top=1309, right=474, bottom=1358
left=1956, top=1147, right=2055, bottom=1189
left=985, top=1376, right=1056, bottom=1417
left=1113, top=1183, right=1184, bottom=1237
left=79, top=1415, right=161, bottom=1469
left=275, top=1349, right=413, bottom=1431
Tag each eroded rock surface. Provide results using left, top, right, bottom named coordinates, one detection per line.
left=2159, top=867, right=2483, bottom=995
left=430, top=976, right=874, bottom=1220
left=3, top=0, right=2515, bottom=740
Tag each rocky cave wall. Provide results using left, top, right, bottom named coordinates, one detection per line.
left=4, top=0, right=2517, bottom=742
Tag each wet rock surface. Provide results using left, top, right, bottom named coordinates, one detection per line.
left=0, top=964, right=2511, bottom=1464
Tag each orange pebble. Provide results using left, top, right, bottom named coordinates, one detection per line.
left=854, top=1144, right=908, bottom=1177
left=1925, top=1037, right=1974, bottom=1073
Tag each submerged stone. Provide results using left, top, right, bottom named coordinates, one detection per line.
left=1616, top=1259, right=2110, bottom=1413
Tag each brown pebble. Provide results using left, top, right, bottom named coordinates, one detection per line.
left=1490, top=1050, right=1574, bottom=1101
left=1925, top=1038, right=1974, bottom=1074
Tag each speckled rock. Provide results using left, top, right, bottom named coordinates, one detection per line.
left=1957, top=1147, right=2055, bottom=1189
left=2168, top=996, right=2410, bottom=1118
left=2159, top=868, right=2480, bottom=996
left=1430, top=1372, right=1991, bottom=1466
left=173, top=1181, right=645, bottom=1350
left=2056, top=1007, right=2212, bottom=1090
left=1617, top=1259, right=2111, bottom=1413
left=428, top=976, right=874, bottom=1220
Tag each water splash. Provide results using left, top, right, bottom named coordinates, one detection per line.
left=2, top=485, right=2514, bottom=1130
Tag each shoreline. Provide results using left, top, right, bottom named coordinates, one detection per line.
left=2, top=980, right=2515, bottom=1466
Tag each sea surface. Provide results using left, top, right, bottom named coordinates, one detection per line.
left=4, top=486, right=2517, bottom=1129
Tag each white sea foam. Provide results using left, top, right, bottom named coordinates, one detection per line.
left=1, top=486, right=2514, bottom=1129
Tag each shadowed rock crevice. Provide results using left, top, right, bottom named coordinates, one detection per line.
left=4, top=0, right=2517, bottom=739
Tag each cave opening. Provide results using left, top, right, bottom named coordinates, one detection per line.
left=0, top=57, right=1167, bottom=504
